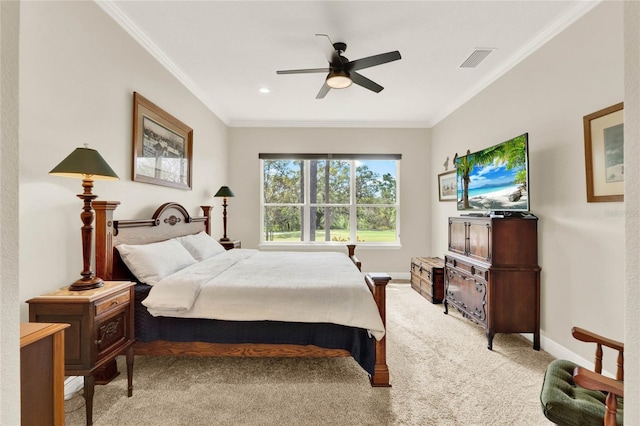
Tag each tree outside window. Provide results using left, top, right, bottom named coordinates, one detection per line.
left=261, top=156, right=399, bottom=244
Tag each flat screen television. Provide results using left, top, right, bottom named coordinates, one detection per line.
left=455, top=133, right=529, bottom=213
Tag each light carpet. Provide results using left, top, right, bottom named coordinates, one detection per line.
left=65, top=284, right=555, bottom=425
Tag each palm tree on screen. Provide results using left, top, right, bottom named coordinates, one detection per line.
left=456, top=134, right=527, bottom=209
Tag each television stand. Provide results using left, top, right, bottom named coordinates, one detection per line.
left=444, top=215, right=540, bottom=350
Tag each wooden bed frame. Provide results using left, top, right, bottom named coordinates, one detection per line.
left=93, top=201, right=391, bottom=387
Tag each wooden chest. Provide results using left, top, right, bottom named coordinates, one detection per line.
left=410, top=257, right=445, bottom=304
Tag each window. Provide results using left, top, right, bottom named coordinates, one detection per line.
left=260, top=154, right=400, bottom=245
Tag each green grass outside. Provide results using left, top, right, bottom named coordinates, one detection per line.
left=266, top=229, right=395, bottom=243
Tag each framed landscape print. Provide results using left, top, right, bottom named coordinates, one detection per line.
left=132, top=92, right=193, bottom=190
left=583, top=102, right=624, bottom=202
left=438, top=170, right=457, bottom=202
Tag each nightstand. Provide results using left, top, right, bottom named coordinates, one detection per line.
left=27, top=281, right=135, bottom=426
left=220, top=239, right=241, bottom=250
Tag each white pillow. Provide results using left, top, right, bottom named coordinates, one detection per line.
left=176, top=231, right=226, bottom=261
left=116, top=239, right=197, bottom=285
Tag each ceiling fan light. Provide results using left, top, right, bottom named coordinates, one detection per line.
left=326, top=70, right=352, bottom=89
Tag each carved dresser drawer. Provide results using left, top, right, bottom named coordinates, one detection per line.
left=410, top=257, right=445, bottom=304
left=444, top=256, right=488, bottom=326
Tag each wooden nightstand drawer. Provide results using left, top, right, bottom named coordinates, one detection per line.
left=96, top=308, right=129, bottom=359
left=95, top=292, right=130, bottom=317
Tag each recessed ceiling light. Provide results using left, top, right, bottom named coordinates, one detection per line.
left=259, top=87, right=271, bottom=94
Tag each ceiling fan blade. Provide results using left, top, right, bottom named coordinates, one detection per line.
left=350, top=72, right=384, bottom=93
left=276, top=68, right=330, bottom=75
left=316, top=82, right=331, bottom=99
left=348, top=51, right=401, bottom=71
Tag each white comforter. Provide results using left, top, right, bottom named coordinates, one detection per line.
left=142, top=249, right=386, bottom=340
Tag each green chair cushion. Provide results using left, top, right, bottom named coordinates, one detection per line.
left=540, top=359, right=623, bottom=426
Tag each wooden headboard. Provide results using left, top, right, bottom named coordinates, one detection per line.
left=93, top=201, right=211, bottom=282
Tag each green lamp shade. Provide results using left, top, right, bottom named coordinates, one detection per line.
left=49, top=146, right=119, bottom=180
left=214, top=186, right=235, bottom=197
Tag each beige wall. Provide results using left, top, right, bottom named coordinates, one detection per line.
left=624, top=0, right=640, bottom=420
left=431, top=1, right=625, bottom=369
left=1, top=1, right=21, bottom=423
left=18, top=1, right=228, bottom=318
left=228, top=127, right=431, bottom=273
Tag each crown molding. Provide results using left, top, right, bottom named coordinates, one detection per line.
left=228, top=119, right=430, bottom=129
left=430, top=0, right=603, bottom=127
left=94, top=0, right=230, bottom=124
left=96, top=0, right=600, bottom=130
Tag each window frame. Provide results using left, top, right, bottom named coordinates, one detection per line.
left=259, top=154, right=401, bottom=247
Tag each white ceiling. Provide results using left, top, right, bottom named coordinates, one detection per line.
left=101, top=1, right=598, bottom=128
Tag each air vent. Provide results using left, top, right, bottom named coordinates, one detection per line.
left=460, top=49, right=495, bottom=68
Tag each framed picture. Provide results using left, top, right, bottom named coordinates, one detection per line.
left=438, top=170, right=457, bottom=202
left=583, top=102, right=624, bottom=202
left=132, top=92, right=193, bottom=190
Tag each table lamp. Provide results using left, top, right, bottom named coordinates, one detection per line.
left=214, top=186, right=235, bottom=241
left=49, top=145, right=119, bottom=290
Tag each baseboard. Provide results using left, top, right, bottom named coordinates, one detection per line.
left=64, top=376, right=83, bottom=400
left=539, top=334, right=600, bottom=371
left=388, top=271, right=410, bottom=281
left=522, top=333, right=615, bottom=378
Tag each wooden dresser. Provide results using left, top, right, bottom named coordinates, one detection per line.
left=410, top=257, right=444, bottom=304
left=20, top=322, right=69, bottom=426
left=444, top=216, right=540, bottom=350
left=27, top=281, right=135, bottom=426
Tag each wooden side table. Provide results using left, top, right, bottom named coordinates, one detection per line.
left=220, top=239, right=241, bottom=250
left=20, top=322, right=69, bottom=426
left=27, top=281, right=135, bottom=425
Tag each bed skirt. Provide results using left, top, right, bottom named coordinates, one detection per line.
left=134, top=284, right=376, bottom=376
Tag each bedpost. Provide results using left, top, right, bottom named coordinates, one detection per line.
left=201, top=205, right=213, bottom=236
left=366, top=272, right=392, bottom=387
left=347, top=244, right=361, bottom=271
left=93, top=201, right=120, bottom=281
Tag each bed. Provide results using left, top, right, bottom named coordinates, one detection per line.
left=93, top=201, right=391, bottom=387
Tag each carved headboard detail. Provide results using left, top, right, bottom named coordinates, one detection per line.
left=93, top=201, right=211, bottom=282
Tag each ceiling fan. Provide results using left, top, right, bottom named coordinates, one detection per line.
left=276, top=34, right=401, bottom=99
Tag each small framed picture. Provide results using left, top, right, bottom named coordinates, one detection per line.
left=583, top=102, right=624, bottom=202
left=132, top=92, right=193, bottom=190
left=438, top=170, right=457, bottom=202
